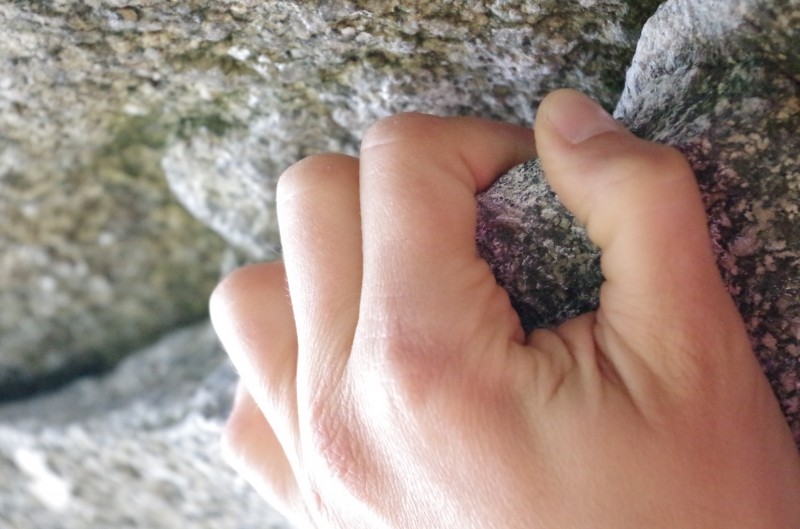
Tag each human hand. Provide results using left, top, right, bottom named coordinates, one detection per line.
left=210, top=89, right=800, bottom=528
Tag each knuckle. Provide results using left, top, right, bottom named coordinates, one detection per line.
left=277, top=152, right=357, bottom=198
left=361, top=112, right=441, bottom=153
left=304, top=395, right=371, bottom=501
left=654, top=142, right=692, bottom=170
left=210, top=263, right=284, bottom=329
left=361, top=326, right=457, bottom=408
left=634, top=141, right=694, bottom=182
left=215, top=262, right=279, bottom=297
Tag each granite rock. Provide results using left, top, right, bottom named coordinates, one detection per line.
left=158, top=0, right=661, bottom=258
left=0, top=322, right=291, bottom=529
left=476, top=0, right=800, bottom=446
left=0, top=5, right=229, bottom=399
left=476, top=159, right=602, bottom=331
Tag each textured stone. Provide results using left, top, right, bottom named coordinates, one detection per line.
left=158, top=0, right=661, bottom=258
left=477, top=0, right=800, bottom=446
left=0, top=6, right=229, bottom=398
left=0, top=322, right=291, bottom=529
left=476, top=159, right=602, bottom=331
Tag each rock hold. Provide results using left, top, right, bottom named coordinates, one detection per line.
left=476, top=158, right=602, bottom=331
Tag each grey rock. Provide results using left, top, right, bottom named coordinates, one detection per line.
left=158, top=0, right=661, bottom=259
left=476, top=159, right=602, bottom=331
left=0, top=322, right=292, bottom=529
left=0, top=5, right=229, bottom=398
left=477, top=0, right=800, bottom=446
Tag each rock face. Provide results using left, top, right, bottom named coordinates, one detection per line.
left=0, top=322, right=292, bottom=529
left=160, top=0, right=661, bottom=259
left=0, top=5, right=229, bottom=399
left=477, top=159, right=602, bottom=331
left=476, top=0, right=800, bottom=445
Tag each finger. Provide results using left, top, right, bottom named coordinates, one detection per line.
left=210, top=261, right=299, bottom=449
left=276, top=154, right=361, bottom=390
left=222, top=383, right=311, bottom=527
left=358, top=114, right=536, bottom=343
left=533, top=89, right=751, bottom=378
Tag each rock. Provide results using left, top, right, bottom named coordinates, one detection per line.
left=159, top=0, right=661, bottom=259
left=476, top=159, right=602, bottom=331
left=476, top=0, right=800, bottom=446
left=0, top=5, right=229, bottom=398
left=0, top=322, right=292, bottom=529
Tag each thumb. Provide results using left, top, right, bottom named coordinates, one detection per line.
left=534, top=89, right=750, bottom=379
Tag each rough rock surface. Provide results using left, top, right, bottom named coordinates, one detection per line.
left=477, top=0, right=800, bottom=445
left=477, top=159, right=602, bottom=331
left=158, top=0, right=661, bottom=259
left=0, top=322, right=291, bottom=529
left=0, top=6, right=229, bottom=398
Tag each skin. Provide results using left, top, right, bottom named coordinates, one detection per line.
left=210, top=89, right=800, bottom=529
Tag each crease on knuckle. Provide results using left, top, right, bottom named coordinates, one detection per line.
left=305, top=396, right=371, bottom=503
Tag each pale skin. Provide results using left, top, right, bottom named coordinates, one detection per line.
left=210, top=89, right=800, bottom=528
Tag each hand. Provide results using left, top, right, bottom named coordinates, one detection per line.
left=210, top=89, right=800, bottom=528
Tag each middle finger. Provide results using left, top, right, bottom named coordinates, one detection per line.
left=277, top=154, right=363, bottom=396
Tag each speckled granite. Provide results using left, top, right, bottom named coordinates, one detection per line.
left=0, top=5, right=229, bottom=399
left=159, top=0, right=661, bottom=259
left=477, top=159, right=602, bottom=331
left=477, top=0, right=800, bottom=446
left=0, top=322, right=291, bottom=529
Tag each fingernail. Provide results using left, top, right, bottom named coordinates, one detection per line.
left=546, top=91, right=622, bottom=145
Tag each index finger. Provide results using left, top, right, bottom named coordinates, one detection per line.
left=357, top=114, right=536, bottom=343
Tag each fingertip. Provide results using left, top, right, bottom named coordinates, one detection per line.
left=533, top=89, right=704, bottom=254
left=277, top=153, right=359, bottom=205
left=361, top=112, right=536, bottom=192
left=536, top=89, right=623, bottom=146
left=209, top=262, right=287, bottom=349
